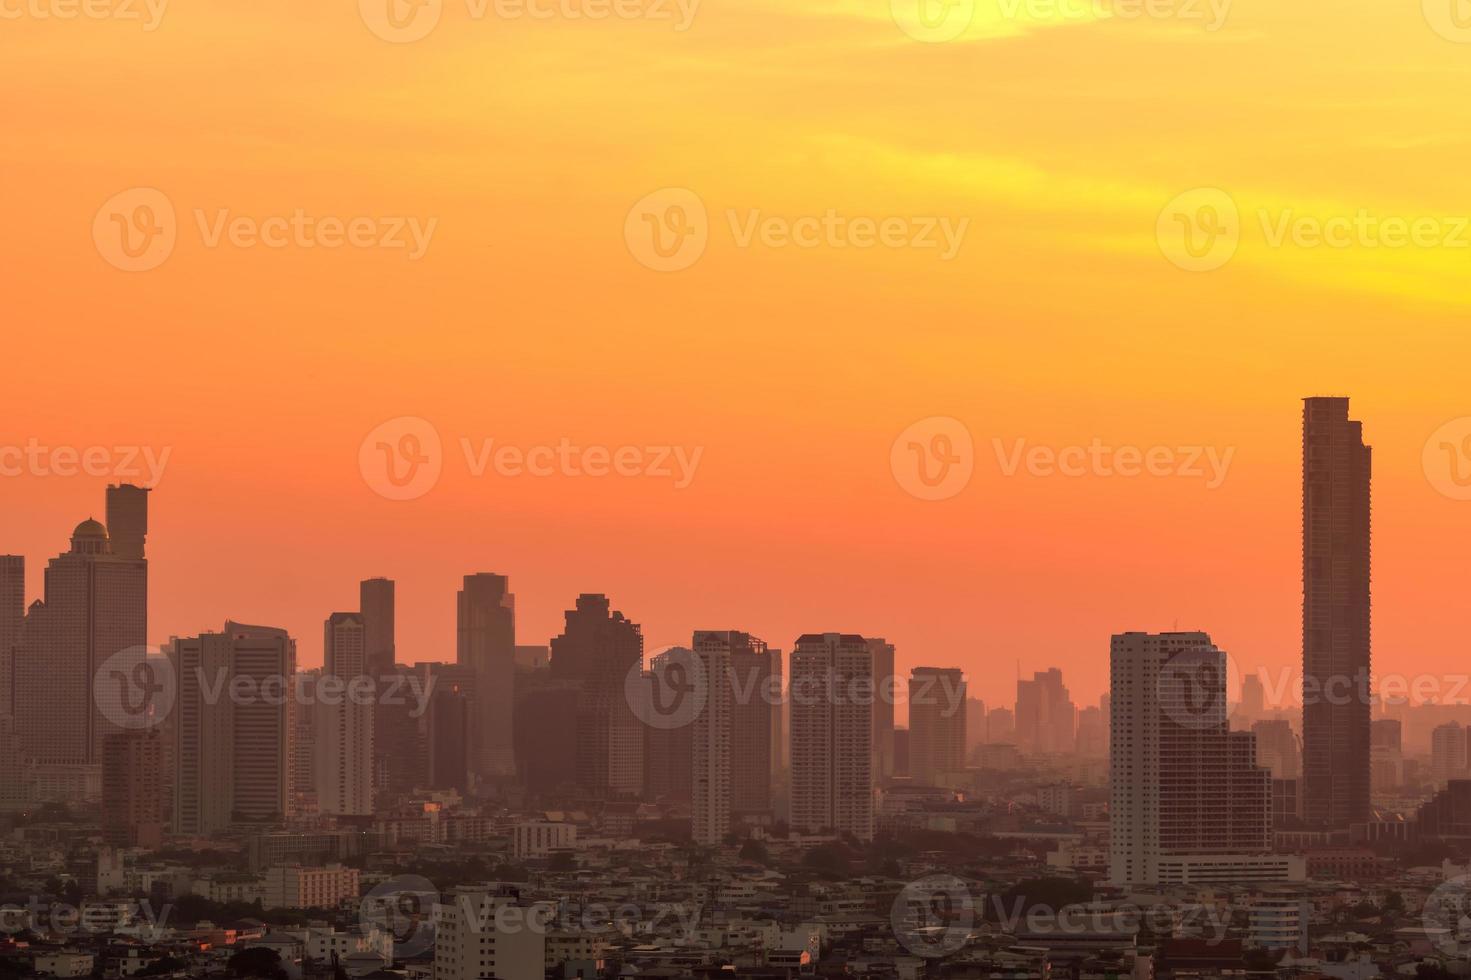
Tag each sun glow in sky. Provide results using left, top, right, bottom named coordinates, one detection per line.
left=5, top=0, right=1471, bottom=708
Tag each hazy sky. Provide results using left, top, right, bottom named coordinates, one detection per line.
left=5, top=0, right=1471, bottom=708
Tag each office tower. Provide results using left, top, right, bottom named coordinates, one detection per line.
left=1075, top=705, right=1107, bottom=758
left=893, top=727, right=909, bottom=776
left=1240, top=673, right=1266, bottom=721
left=0, top=556, right=22, bottom=718
left=105, top=484, right=149, bottom=561
left=788, top=633, right=874, bottom=840
left=1371, top=718, right=1402, bottom=752
left=1110, top=632, right=1283, bottom=887
left=987, top=706, right=1016, bottom=744
left=908, top=667, right=966, bottom=785
left=316, top=613, right=373, bottom=816
left=0, top=718, right=32, bottom=812
left=1370, top=718, right=1403, bottom=793
left=965, top=697, right=988, bottom=755
left=15, top=494, right=148, bottom=778
left=171, top=625, right=296, bottom=833
left=550, top=594, right=644, bottom=797
left=359, top=578, right=396, bottom=678
left=868, top=638, right=896, bottom=783
left=1252, top=719, right=1301, bottom=780
left=433, top=885, right=545, bottom=980
left=225, top=621, right=296, bottom=822
left=1301, top=397, right=1372, bottom=828
left=1016, top=668, right=1077, bottom=755
left=457, top=573, right=516, bottom=782
left=102, top=729, right=164, bottom=848
left=1432, top=722, right=1467, bottom=788
left=426, top=664, right=473, bottom=793
left=512, top=661, right=579, bottom=795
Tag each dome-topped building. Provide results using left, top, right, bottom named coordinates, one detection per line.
left=70, top=518, right=110, bottom=555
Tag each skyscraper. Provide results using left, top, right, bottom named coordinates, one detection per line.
left=691, top=635, right=733, bottom=845
left=1252, top=719, right=1301, bottom=780
left=788, top=633, right=874, bottom=841
left=908, top=667, right=966, bottom=785
left=360, top=578, right=396, bottom=678
left=1301, top=397, right=1372, bottom=828
left=457, top=573, right=516, bottom=782
left=1432, top=722, right=1467, bottom=788
left=867, top=638, right=896, bottom=783
left=1016, top=668, right=1076, bottom=755
left=317, top=612, right=373, bottom=816
left=1110, top=632, right=1288, bottom=887
left=15, top=490, right=148, bottom=785
left=0, top=556, right=22, bottom=718
left=105, top=484, right=149, bottom=561
left=550, top=594, right=644, bottom=797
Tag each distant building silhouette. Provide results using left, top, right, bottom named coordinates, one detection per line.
left=0, top=555, right=22, bottom=719
left=1016, top=668, right=1076, bottom=755
left=551, top=594, right=644, bottom=797
left=867, top=638, right=896, bottom=783
left=458, top=573, right=516, bottom=783
left=102, top=729, right=164, bottom=849
left=908, top=667, right=966, bottom=785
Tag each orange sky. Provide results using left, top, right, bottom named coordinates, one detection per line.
left=4, top=0, right=1471, bottom=709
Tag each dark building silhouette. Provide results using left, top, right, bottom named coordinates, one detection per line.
left=551, top=594, right=643, bottom=797
left=103, top=729, right=164, bottom=849
left=1301, top=397, right=1372, bottom=828
left=457, top=574, right=516, bottom=782
left=105, top=483, right=150, bottom=561
left=426, top=664, right=473, bottom=793
left=514, top=658, right=579, bottom=796
left=0, top=555, right=22, bottom=718
left=360, top=577, right=396, bottom=677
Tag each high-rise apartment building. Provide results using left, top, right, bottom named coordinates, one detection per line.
left=457, top=574, right=516, bottom=782
left=316, top=613, right=373, bottom=816
left=359, top=578, right=396, bottom=678
left=1301, top=397, right=1372, bottom=828
left=1110, top=632, right=1291, bottom=887
left=867, top=638, right=896, bottom=784
left=432, top=885, right=546, bottom=980
left=691, top=635, right=733, bottom=845
left=102, top=729, right=164, bottom=848
left=908, top=667, right=966, bottom=785
left=788, top=633, right=874, bottom=840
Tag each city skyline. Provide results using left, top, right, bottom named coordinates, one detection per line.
left=4, top=397, right=1469, bottom=710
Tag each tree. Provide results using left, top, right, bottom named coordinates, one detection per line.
left=547, top=851, right=578, bottom=872
left=738, top=839, right=769, bottom=864
left=227, top=946, right=287, bottom=980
